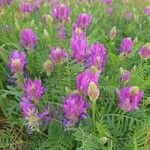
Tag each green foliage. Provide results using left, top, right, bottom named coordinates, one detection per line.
left=0, top=0, right=150, bottom=149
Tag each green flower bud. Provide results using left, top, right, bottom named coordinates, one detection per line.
left=88, top=82, right=99, bottom=102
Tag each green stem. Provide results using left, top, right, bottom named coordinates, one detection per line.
left=92, top=101, right=96, bottom=127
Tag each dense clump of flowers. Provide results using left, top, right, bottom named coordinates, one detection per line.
left=88, top=43, right=107, bottom=72
left=123, top=11, right=133, bottom=20
left=49, top=47, right=67, bottom=64
left=63, top=93, right=89, bottom=126
left=51, top=3, right=70, bottom=22
left=76, top=13, right=92, bottom=30
left=23, top=79, right=45, bottom=102
left=20, top=2, right=31, bottom=14
left=76, top=68, right=99, bottom=95
left=8, top=50, right=26, bottom=74
left=120, top=68, right=130, bottom=83
left=119, top=37, right=133, bottom=55
left=101, top=0, right=112, bottom=5
left=109, top=26, right=117, bottom=40
left=144, top=7, right=150, bottom=16
left=117, top=86, right=144, bottom=112
left=20, top=28, right=37, bottom=51
left=139, top=43, right=150, bottom=60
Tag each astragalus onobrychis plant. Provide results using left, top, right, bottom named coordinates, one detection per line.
left=0, top=0, right=150, bottom=149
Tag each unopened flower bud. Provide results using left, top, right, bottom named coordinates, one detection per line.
left=100, top=137, right=108, bottom=145
left=88, top=82, right=99, bottom=101
left=46, top=15, right=53, bottom=24
left=109, top=26, right=117, bottom=40
left=43, top=60, right=53, bottom=76
left=44, top=29, right=50, bottom=39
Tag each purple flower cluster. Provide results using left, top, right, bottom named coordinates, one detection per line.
left=123, top=11, right=133, bottom=20
left=51, top=3, right=70, bottom=22
left=101, top=0, right=112, bottom=5
left=70, top=13, right=92, bottom=62
left=120, top=68, right=130, bottom=83
left=56, top=25, right=66, bottom=40
left=8, top=50, right=26, bottom=74
left=20, top=28, right=37, bottom=51
left=76, top=68, right=99, bottom=95
left=20, top=79, right=51, bottom=132
left=76, top=13, right=92, bottom=30
left=63, top=94, right=89, bottom=126
left=70, top=32, right=88, bottom=62
left=0, top=0, right=12, bottom=7
left=139, top=43, right=150, bottom=60
left=88, top=43, right=107, bottom=72
left=51, top=3, right=70, bottom=40
left=23, top=79, right=45, bottom=102
left=144, top=7, right=150, bottom=16
left=20, top=2, right=31, bottom=14
left=117, top=86, right=143, bottom=112
left=20, top=97, right=37, bottom=117
left=106, top=7, right=113, bottom=14
left=31, top=0, right=43, bottom=12
left=49, top=47, right=67, bottom=65
left=119, top=37, right=134, bottom=55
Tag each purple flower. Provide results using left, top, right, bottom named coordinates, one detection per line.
left=31, top=0, right=42, bottom=12
left=6, top=0, right=12, bottom=5
left=38, top=105, right=51, bottom=124
left=8, top=50, right=26, bottom=74
left=120, top=68, right=130, bottom=83
left=70, top=35, right=88, bottom=62
left=20, top=97, right=37, bottom=117
left=23, top=79, right=45, bottom=102
left=117, top=86, right=143, bottom=112
left=101, top=0, right=112, bottom=5
left=20, top=2, right=31, bottom=14
left=123, top=11, right=133, bottom=20
left=49, top=47, right=67, bottom=64
left=76, top=69, right=99, bottom=95
left=88, top=43, right=107, bottom=72
left=63, top=93, right=89, bottom=126
left=106, top=7, right=113, bottom=14
left=20, top=97, right=40, bottom=132
left=51, top=3, right=70, bottom=22
left=0, top=0, right=12, bottom=6
left=144, top=7, right=150, bottom=16
left=119, top=37, right=133, bottom=55
left=20, top=28, right=37, bottom=51
left=76, top=13, right=92, bottom=29
left=57, top=25, right=66, bottom=39
left=72, top=23, right=86, bottom=39
left=139, top=43, right=150, bottom=60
